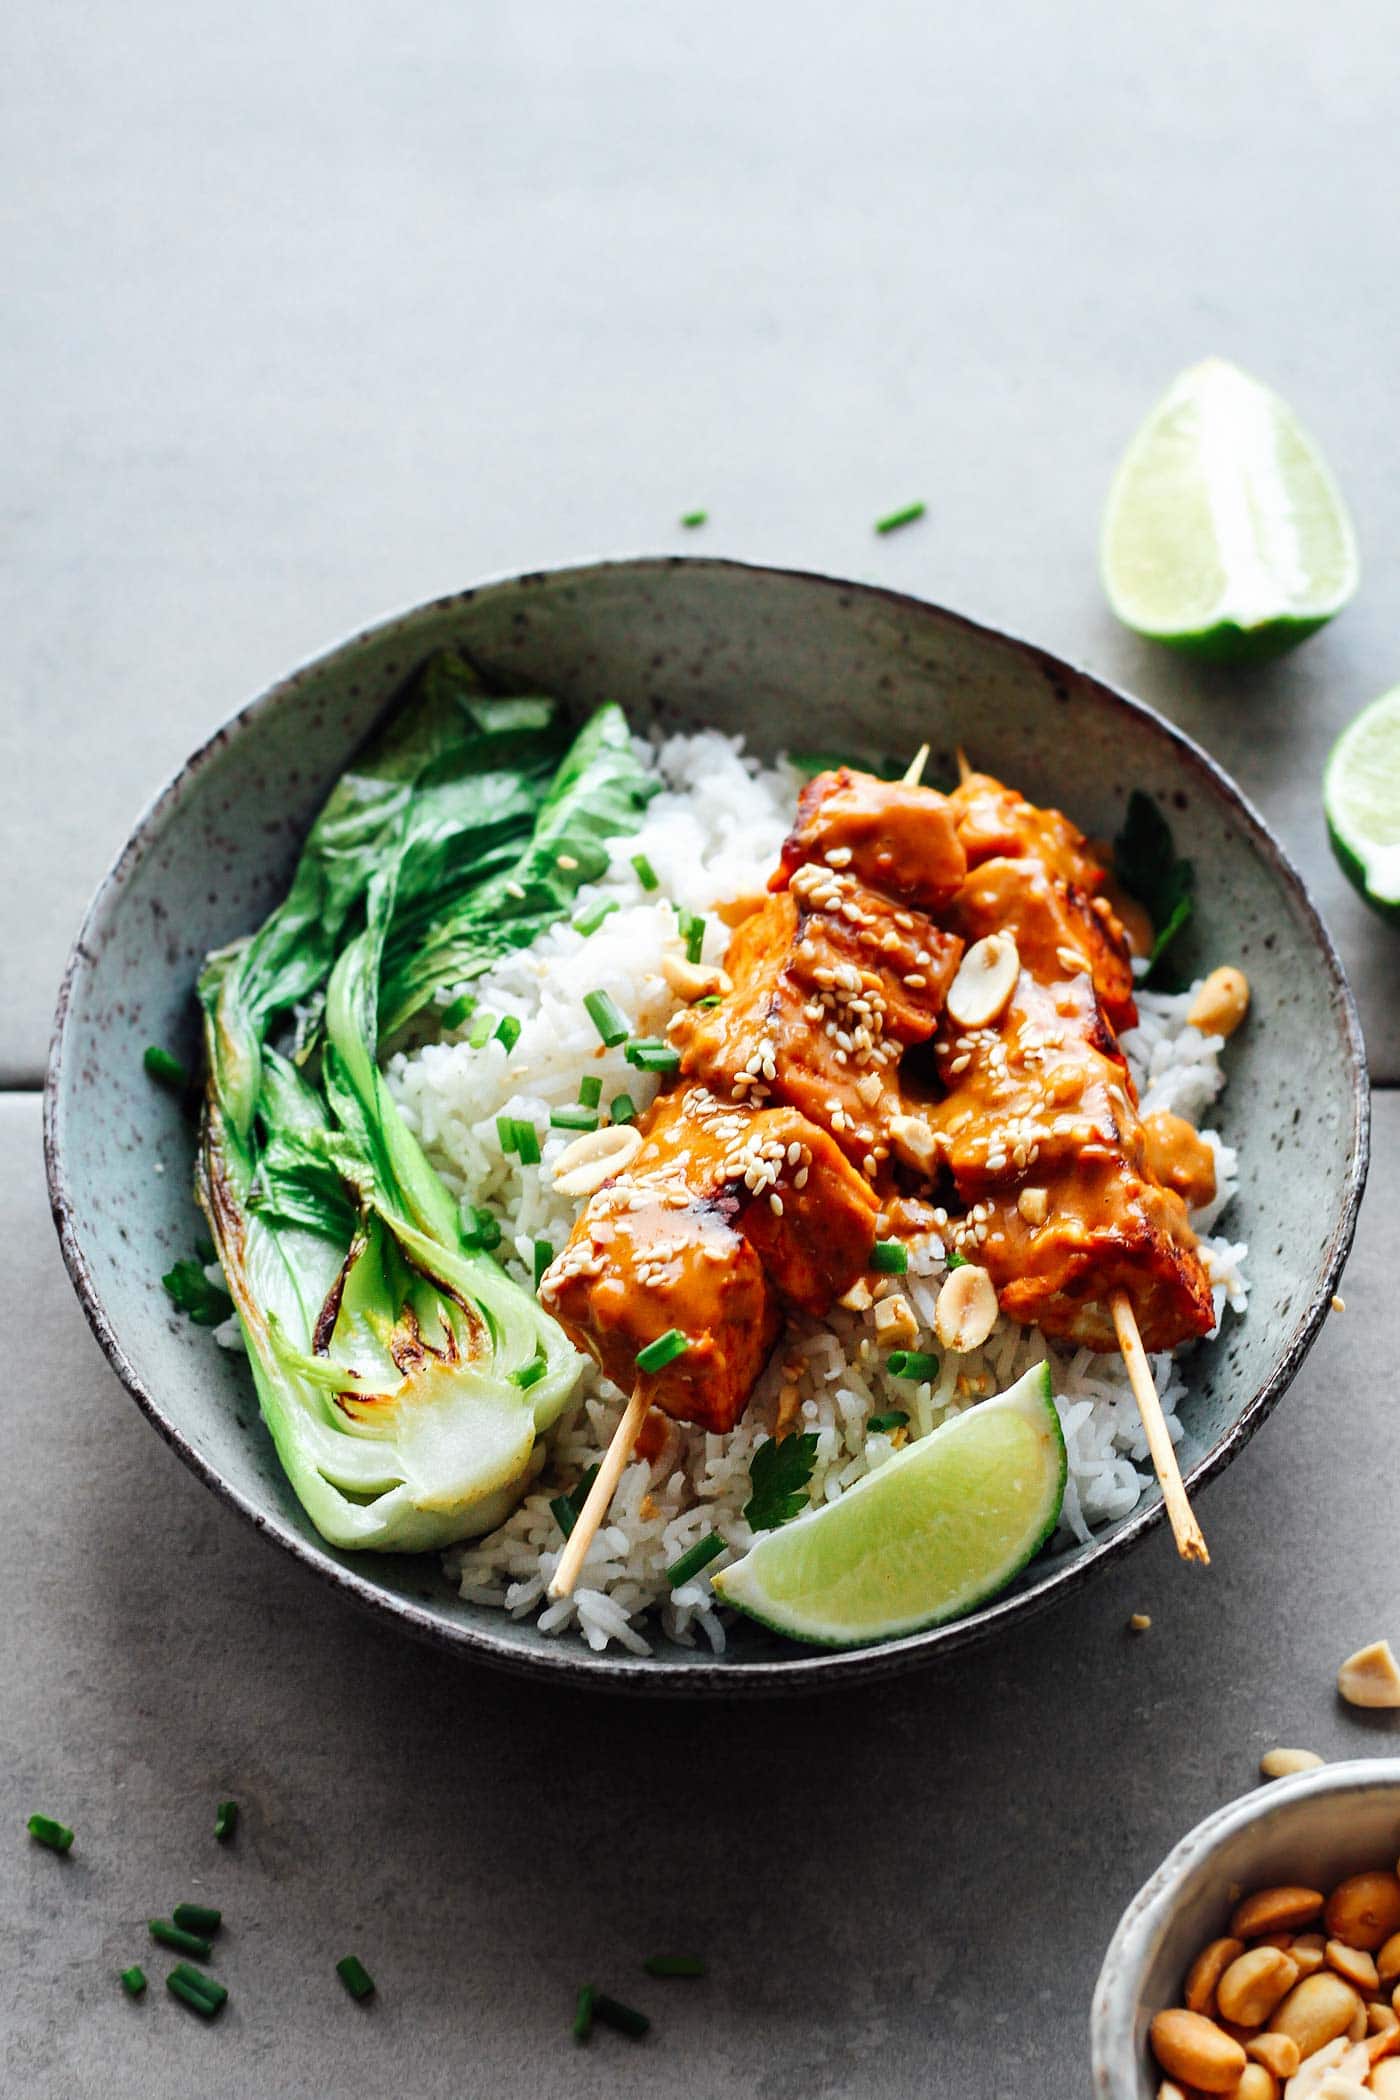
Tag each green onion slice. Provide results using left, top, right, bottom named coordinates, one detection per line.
left=573, top=1982, right=596, bottom=2041
left=172, top=1902, right=222, bottom=1936
left=532, top=1239, right=553, bottom=1289
left=593, top=1992, right=650, bottom=2038
left=874, top=500, right=927, bottom=534
left=624, top=1038, right=680, bottom=1072
left=550, top=1106, right=599, bottom=1132
left=120, top=1966, right=147, bottom=1996
left=468, top=1012, right=494, bottom=1048
left=886, top=1348, right=940, bottom=1380
left=636, top=1328, right=690, bottom=1373
left=514, top=1121, right=541, bottom=1167
left=166, top=1970, right=224, bottom=2018
left=665, top=1533, right=724, bottom=1588
left=336, top=1954, right=375, bottom=2001
left=609, top=1093, right=637, bottom=1125
left=440, top=992, right=476, bottom=1030
left=213, top=1800, right=238, bottom=1842
left=149, top=1920, right=213, bottom=1959
left=578, top=1074, right=603, bottom=1108
left=870, top=1240, right=908, bottom=1274
left=573, top=898, right=620, bottom=937
left=26, top=1814, right=74, bottom=1854
left=143, top=1046, right=187, bottom=1091
left=631, top=853, right=660, bottom=891
left=494, top=1014, right=521, bottom=1052
left=866, top=1409, right=912, bottom=1434
left=584, top=989, right=630, bottom=1047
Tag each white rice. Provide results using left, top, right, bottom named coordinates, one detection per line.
left=387, top=731, right=1248, bottom=1655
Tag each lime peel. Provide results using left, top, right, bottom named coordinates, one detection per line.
left=712, top=1363, right=1066, bottom=1647
left=1325, top=685, right=1400, bottom=922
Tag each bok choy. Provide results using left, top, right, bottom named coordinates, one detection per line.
left=195, top=651, right=654, bottom=1551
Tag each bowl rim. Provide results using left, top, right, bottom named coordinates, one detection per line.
left=1089, top=1755, right=1400, bottom=2095
left=43, top=554, right=1372, bottom=1695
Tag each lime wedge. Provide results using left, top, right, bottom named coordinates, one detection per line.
left=1101, top=358, right=1357, bottom=663
left=1325, top=685, right=1400, bottom=924
left=712, top=1364, right=1066, bottom=1647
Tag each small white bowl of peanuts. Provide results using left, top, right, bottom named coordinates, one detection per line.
left=1092, top=1759, right=1400, bottom=2099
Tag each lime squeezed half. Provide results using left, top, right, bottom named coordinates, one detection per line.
left=1325, top=685, right=1400, bottom=924
left=1101, top=358, right=1357, bottom=663
left=712, top=1364, right=1066, bottom=1647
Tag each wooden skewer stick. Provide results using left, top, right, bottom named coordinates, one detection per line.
left=955, top=744, right=972, bottom=784
left=902, top=742, right=930, bottom=786
left=1109, top=1288, right=1209, bottom=1565
left=548, top=1384, right=650, bottom=1600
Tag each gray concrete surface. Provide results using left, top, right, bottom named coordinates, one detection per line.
left=4, top=1097, right=1398, bottom=2099
left=3, top=0, right=1399, bottom=1083
left=5, top=6, right=1400, bottom=2095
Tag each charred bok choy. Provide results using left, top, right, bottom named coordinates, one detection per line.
left=196, top=652, right=655, bottom=1551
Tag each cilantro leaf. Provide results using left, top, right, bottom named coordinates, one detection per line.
left=1113, top=791, right=1195, bottom=982
left=744, top=1432, right=819, bottom=1533
left=162, top=1257, right=233, bottom=1328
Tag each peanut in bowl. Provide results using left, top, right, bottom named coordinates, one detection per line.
left=1092, top=1760, right=1400, bottom=2098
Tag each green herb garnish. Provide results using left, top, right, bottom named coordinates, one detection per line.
left=119, top=1966, right=147, bottom=1996
left=494, top=1014, right=521, bottom=1053
left=574, top=897, right=620, bottom=937
left=166, top=1969, right=225, bottom=2018
left=26, top=1813, right=74, bottom=1854
left=514, top=1120, right=541, bottom=1167
left=213, top=1800, right=238, bottom=1842
left=678, top=908, right=706, bottom=963
left=461, top=1205, right=502, bottom=1251
left=172, top=1902, right=221, bottom=1936
left=874, top=500, right=927, bottom=535
left=887, top=1347, right=940, bottom=1380
left=578, top=1074, right=603, bottom=1109
left=593, top=1992, right=650, bottom=2039
left=149, top=1919, right=213, bottom=1960
left=336, top=1955, right=375, bottom=2001
left=870, top=1240, right=908, bottom=1274
left=161, top=1259, right=232, bottom=1327
left=636, top=1328, right=690, bottom=1373
left=532, top=1239, right=553, bottom=1289
left=1114, top=790, right=1195, bottom=979
left=468, top=1011, right=495, bottom=1048
left=573, top=1983, right=596, bottom=2041
left=631, top=853, right=660, bottom=891
left=550, top=1106, right=599, bottom=1132
left=625, top=1038, right=680, bottom=1073
left=610, top=1093, right=637, bottom=1125
left=680, top=510, right=708, bottom=529
left=584, top=990, right=630, bottom=1047
left=143, top=1045, right=188, bottom=1091
left=945, top=1248, right=967, bottom=1270
left=744, top=1431, right=819, bottom=1532
left=665, top=1533, right=725, bottom=1587
left=867, top=1408, right=912, bottom=1434
left=550, top=1463, right=600, bottom=1539
left=170, top=1961, right=227, bottom=2008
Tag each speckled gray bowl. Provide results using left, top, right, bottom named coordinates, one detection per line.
left=45, top=558, right=1368, bottom=1693
left=1092, top=1758, right=1400, bottom=2096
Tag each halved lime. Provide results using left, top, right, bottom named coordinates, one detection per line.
left=1326, top=685, right=1400, bottom=924
left=712, top=1364, right=1066, bottom=1647
left=1101, top=358, right=1357, bottom=663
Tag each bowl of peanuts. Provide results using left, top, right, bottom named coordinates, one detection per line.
left=1092, top=1758, right=1400, bottom=2098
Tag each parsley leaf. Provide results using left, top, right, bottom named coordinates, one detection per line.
left=744, top=1432, right=819, bottom=1533
left=162, top=1257, right=233, bottom=1327
left=1113, top=791, right=1195, bottom=982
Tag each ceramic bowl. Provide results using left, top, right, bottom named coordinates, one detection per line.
left=1092, top=1757, right=1400, bottom=2095
left=44, top=557, right=1369, bottom=1693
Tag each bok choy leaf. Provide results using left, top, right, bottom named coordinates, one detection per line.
left=193, top=653, right=654, bottom=1552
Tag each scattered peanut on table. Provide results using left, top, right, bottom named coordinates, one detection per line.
left=1151, top=1854, right=1400, bottom=2097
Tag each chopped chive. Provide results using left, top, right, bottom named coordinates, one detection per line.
left=26, top=1814, right=74, bottom=1854
left=532, top=1239, right=554, bottom=1288
left=143, top=1045, right=187, bottom=1091
left=172, top=1902, right=222, bottom=1936
left=584, top=990, right=630, bottom=1047
left=440, top=992, right=476, bottom=1030
left=665, top=1532, right=725, bottom=1587
left=867, top=1409, right=912, bottom=1435
left=149, top=1919, right=213, bottom=1959
left=874, top=500, right=926, bottom=535
left=468, top=1012, right=495, bottom=1048
left=514, top=1120, right=541, bottom=1167
left=496, top=1114, right=518, bottom=1155
left=213, top=1800, right=238, bottom=1842
left=120, top=1966, right=147, bottom=1996
left=573, top=897, right=620, bottom=937
left=550, top=1106, right=599, bottom=1132
left=573, top=1983, right=596, bottom=2042
left=510, top=1356, right=546, bottom=1390
left=945, top=1248, right=967, bottom=1270
left=494, top=1014, right=521, bottom=1053
left=552, top=1461, right=601, bottom=1537
left=678, top=909, right=706, bottom=963
left=167, top=1970, right=224, bottom=2018
left=886, top=1348, right=940, bottom=1381
left=578, top=1074, right=603, bottom=1109
left=336, top=1954, right=375, bottom=2001
left=631, top=852, right=660, bottom=891
left=593, top=1991, right=650, bottom=2039
left=462, top=1204, right=502, bottom=1251
left=680, top=509, right=708, bottom=529
left=636, top=1328, right=690, bottom=1374
left=610, top=1093, right=637, bottom=1125
left=870, top=1239, right=908, bottom=1274
left=693, top=993, right=722, bottom=1009
left=624, top=1038, right=680, bottom=1072
left=643, top=1955, right=707, bottom=1978
left=171, top=1962, right=227, bottom=2008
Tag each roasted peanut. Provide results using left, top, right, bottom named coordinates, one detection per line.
left=1230, top=1886, right=1325, bottom=1939
left=1289, top=1934, right=1327, bottom=1977
left=1149, top=2008, right=1248, bottom=2092
left=1338, top=1640, right=1400, bottom=1709
left=551, top=1122, right=642, bottom=1197
left=1370, top=2005, right=1400, bottom=2035
left=1216, top=1948, right=1299, bottom=2026
left=1230, top=2067, right=1276, bottom=2100
left=873, top=1292, right=919, bottom=1350
left=1267, top=1971, right=1363, bottom=2056
left=659, top=954, right=732, bottom=1001
left=1325, top=1939, right=1379, bottom=1992
left=1258, top=1748, right=1324, bottom=1781
left=1246, top=2033, right=1300, bottom=2078
left=1186, top=1938, right=1245, bottom=2015
left=1324, top=1870, right=1400, bottom=1951
left=1375, top=2062, right=1400, bottom=2100
left=1379, top=1933, right=1400, bottom=1986
left=1187, top=966, right=1250, bottom=1038
left=1347, top=2001, right=1368, bottom=2042
left=946, top=932, right=1019, bottom=1029
left=933, top=1262, right=999, bottom=1352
